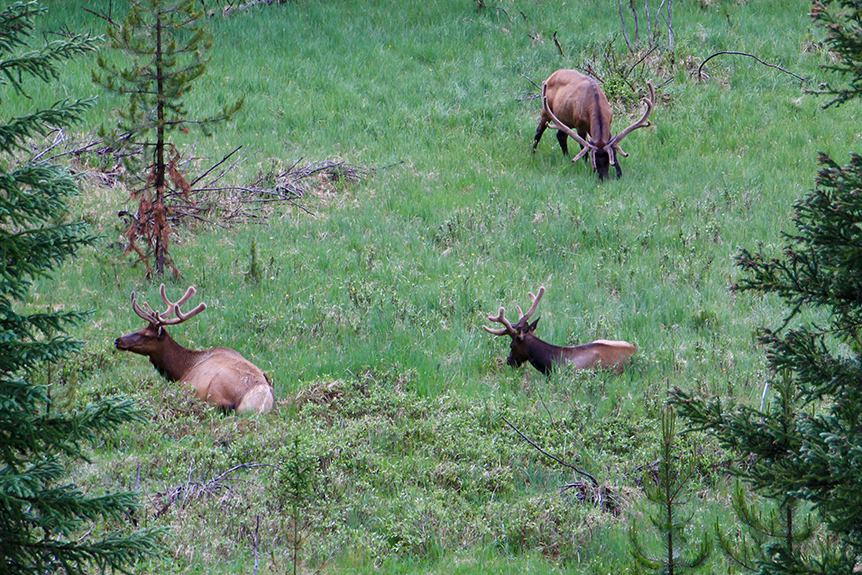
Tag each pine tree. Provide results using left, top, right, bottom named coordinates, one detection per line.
left=275, top=437, right=317, bottom=575
left=93, top=0, right=243, bottom=277
left=629, top=407, right=711, bottom=575
left=0, top=2, right=163, bottom=572
left=672, top=371, right=815, bottom=572
left=810, top=0, right=862, bottom=107
left=671, top=3, right=862, bottom=572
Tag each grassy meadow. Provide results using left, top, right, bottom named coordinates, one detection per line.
left=14, top=0, right=862, bottom=572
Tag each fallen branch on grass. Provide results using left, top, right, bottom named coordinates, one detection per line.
left=502, top=416, right=598, bottom=487
left=502, top=416, right=622, bottom=514
left=553, top=31, right=563, bottom=56
left=476, top=0, right=513, bottom=22
left=515, top=74, right=541, bottom=102
left=220, top=0, right=285, bottom=17
left=697, top=51, right=806, bottom=85
left=29, top=130, right=372, bottom=227
left=560, top=481, right=622, bottom=516
left=197, top=157, right=373, bottom=223
left=154, top=462, right=273, bottom=517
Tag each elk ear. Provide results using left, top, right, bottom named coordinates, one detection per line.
left=528, top=317, right=540, bottom=332
left=157, top=326, right=166, bottom=339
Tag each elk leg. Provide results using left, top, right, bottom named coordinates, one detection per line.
left=532, top=120, right=547, bottom=153
left=555, top=130, right=569, bottom=156
left=614, top=162, right=623, bottom=178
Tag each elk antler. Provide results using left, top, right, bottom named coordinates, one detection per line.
left=483, top=286, right=546, bottom=336
left=483, top=307, right=517, bottom=336
left=157, top=284, right=207, bottom=325
left=608, top=80, right=654, bottom=152
left=542, top=83, right=594, bottom=163
left=518, top=286, right=545, bottom=324
left=131, top=292, right=159, bottom=324
left=130, top=284, right=207, bottom=326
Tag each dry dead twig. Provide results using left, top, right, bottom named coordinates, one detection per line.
left=27, top=130, right=372, bottom=229
left=697, top=50, right=806, bottom=85
left=201, top=157, right=373, bottom=223
left=154, top=462, right=272, bottom=517
left=502, top=417, right=623, bottom=514
left=502, top=416, right=598, bottom=487
left=220, top=0, right=285, bottom=17
left=552, top=31, right=563, bottom=56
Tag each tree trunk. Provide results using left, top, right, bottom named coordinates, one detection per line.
left=155, top=9, right=167, bottom=276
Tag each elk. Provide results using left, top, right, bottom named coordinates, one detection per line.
left=483, top=287, right=636, bottom=375
left=532, top=69, right=654, bottom=181
left=114, top=284, right=274, bottom=414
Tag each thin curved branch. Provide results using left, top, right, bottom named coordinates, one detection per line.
left=502, top=416, right=598, bottom=487
left=520, top=73, right=541, bottom=90
left=553, top=31, right=563, bottom=56
left=698, top=51, right=806, bottom=85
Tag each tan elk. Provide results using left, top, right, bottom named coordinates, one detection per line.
left=483, top=287, right=636, bottom=375
left=115, top=284, right=274, bottom=414
left=532, top=69, right=654, bottom=180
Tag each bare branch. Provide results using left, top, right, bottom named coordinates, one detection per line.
left=155, top=463, right=273, bottom=516
left=618, top=0, right=632, bottom=52
left=502, top=416, right=599, bottom=487
left=188, top=145, right=242, bottom=188
left=83, top=7, right=117, bottom=27
left=698, top=51, right=805, bottom=84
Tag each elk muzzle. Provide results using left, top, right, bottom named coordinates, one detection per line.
left=594, top=149, right=611, bottom=181
left=114, top=333, right=137, bottom=351
left=506, top=341, right=529, bottom=367
left=114, top=325, right=162, bottom=355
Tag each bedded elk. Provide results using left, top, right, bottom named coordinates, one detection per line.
left=483, top=287, right=636, bottom=375
left=532, top=69, right=654, bottom=181
left=114, top=284, right=274, bottom=414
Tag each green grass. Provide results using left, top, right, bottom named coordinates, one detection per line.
left=13, top=0, right=861, bottom=572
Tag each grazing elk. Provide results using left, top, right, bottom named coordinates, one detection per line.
left=115, top=284, right=274, bottom=414
left=483, top=287, right=636, bottom=375
left=532, top=69, right=654, bottom=180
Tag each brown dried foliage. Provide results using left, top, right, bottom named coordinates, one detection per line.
left=124, top=146, right=195, bottom=278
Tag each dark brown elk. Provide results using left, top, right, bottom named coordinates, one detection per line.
left=532, top=69, right=654, bottom=181
left=483, top=287, right=636, bottom=375
left=115, top=284, right=274, bottom=414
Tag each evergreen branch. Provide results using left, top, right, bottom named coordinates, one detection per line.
left=4, top=527, right=166, bottom=575
left=0, top=34, right=99, bottom=98
left=0, top=3, right=44, bottom=54
left=0, top=98, right=95, bottom=151
left=0, top=3, right=163, bottom=571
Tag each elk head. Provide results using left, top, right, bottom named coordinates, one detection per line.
left=114, top=284, right=207, bottom=359
left=483, top=286, right=547, bottom=369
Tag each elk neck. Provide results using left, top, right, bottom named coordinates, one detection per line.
left=522, top=333, right=568, bottom=375
left=149, top=329, right=205, bottom=382
left=588, top=84, right=610, bottom=146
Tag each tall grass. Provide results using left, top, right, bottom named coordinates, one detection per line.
left=16, top=0, right=860, bottom=572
